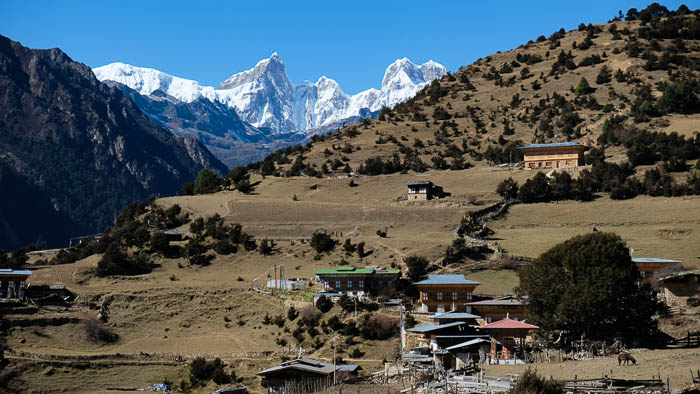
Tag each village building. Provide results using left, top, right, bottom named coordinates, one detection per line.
left=315, top=266, right=401, bottom=297
left=657, top=269, right=700, bottom=307
left=632, top=257, right=682, bottom=280
left=257, top=357, right=336, bottom=392
left=406, top=321, right=488, bottom=352
left=445, top=338, right=492, bottom=368
left=415, top=274, right=480, bottom=313
left=0, top=269, right=31, bottom=300
left=519, top=142, right=585, bottom=169
left=467, top=296, right=527, bottom=323
left=335, top=364, right=361, bottom=381
left=479, top=318, right=538, bottom=363
left=406, top=181, right=444, bottom=201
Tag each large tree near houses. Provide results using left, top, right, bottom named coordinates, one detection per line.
left=516, top=232, right=662, bottom=343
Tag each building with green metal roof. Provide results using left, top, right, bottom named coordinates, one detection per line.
left=315, top=266, right=401, bottom=297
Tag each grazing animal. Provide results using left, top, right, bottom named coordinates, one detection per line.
left=618, top=352, right=636, bottom=366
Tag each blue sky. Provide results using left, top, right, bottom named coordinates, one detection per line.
left=1, top=1, right=689, bottom=94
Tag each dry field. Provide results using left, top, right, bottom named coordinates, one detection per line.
left=10, top=164, right=700, bottom=392
left=482, top=347, right=700, bottom=392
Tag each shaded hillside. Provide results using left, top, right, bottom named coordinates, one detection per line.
left=249, top=5, right=699, bottom=183
left=0, top=35, right=227, bottom=250
left=109, top=81, right=276, bottom=168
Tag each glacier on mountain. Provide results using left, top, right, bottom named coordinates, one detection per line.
left=93, top=54, right=447, bottom=134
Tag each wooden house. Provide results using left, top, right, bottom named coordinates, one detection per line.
left=519, top=142, right=585, bottom=169
left=315, top=266, right=400, bottom=297
left=480, top=318, right=538, bottom=362
left=407, top=181, right=434, bottom=200
left=467, top=296, right=527, bottom=323
left=257, top=357, right=336, bottom=392
left=415, top=274, right=480, bottom=313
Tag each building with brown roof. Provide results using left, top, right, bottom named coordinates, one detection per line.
left=467, top=296, right=527, bottom=323
left=415, top=274, right=480, bottom=313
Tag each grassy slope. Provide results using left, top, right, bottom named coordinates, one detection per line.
left=10, top=12, right=700, bottom=394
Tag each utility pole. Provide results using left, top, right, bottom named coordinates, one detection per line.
left=333, top=334, right=337, bottom=385
left=354, top=297, right=357, bottom=319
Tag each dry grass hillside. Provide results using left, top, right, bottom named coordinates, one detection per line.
left=4, top=6, right=700, bottom=393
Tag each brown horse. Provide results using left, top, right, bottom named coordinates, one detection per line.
left=618, top=352, right=636, bottom=366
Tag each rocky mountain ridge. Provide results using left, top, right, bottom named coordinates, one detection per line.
left=0, top=34, right=227, bottom=250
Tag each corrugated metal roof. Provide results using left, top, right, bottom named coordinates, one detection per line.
left=0, top=269, right=32, bottom=276
left=407, top=321, right=466, bottom=333
left=316, top=267, right=401, bottom=275
left=336, top=364, right=360, bottom=372
left=480, top=318, right=538, bottom=329
left=632, top=257, right=682, bottom=264
left=415, top=274, right=480, bottom=286
left=658, top=269, right=700, bottom=282
left=519, top=142, right=584, bottom=149
left=445, top=338, right=491, bottom=350
left=258, top=357, right=335, bottom=376
left=433, top=311, right=481, bottom=320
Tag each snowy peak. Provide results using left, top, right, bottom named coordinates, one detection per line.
left=218, top=52, right=289, bottom=90
left=92, top=62, right=214, bottom=103
left=419, top=60, right=448, bottom=82
left=93, top=55, right=447, bottom=135
left=381, top=58, right=425, bottom=89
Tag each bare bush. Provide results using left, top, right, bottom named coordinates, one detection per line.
left=81, top=317, right=118, bottom=343
left=300, top=305, right=321, bottom=326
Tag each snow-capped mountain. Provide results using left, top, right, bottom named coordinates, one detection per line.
left=94, top=54, right=446, bottom=134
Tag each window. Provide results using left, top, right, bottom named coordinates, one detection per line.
left=359, top=280, right=364, bottom=289
left=336, top=280, right=341, bottom=289
left=422, top=292, right=428, bottom=301
left=377, top=280, right=383, bottom=288
left=467, top=292, right=472, bottom=301
left=452, top=292, right=458, bottom=301
left=437, top=292, right=443, bottom=301
left=486, top=317, right=492, bottom=323
left=347, top=280, right=353, bottom=289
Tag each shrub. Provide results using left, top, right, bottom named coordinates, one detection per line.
left=287, top=306, right=299, bottom=321
left=496, top=177, right=519, bottom=200
left=96, top=243, right=152, bottom=277
left=300, top=305, right=321, bottom=326
left=316, top=296, right=333, bottom=313
left=349, top=348, right=365, bottom=358
left=508, top=368, right=563, bottom=394
left=359, top=313, right=397, bottom=340
left=405, top=255, right=429, bottom=282
left=258, top=239, right=276, bottom=255
left=81, top=317, right=118, bottom=343
left=310, top=231, right=336, bottom=254
left=574, top=77, right=592, bottom=96
left=193, top=168, right=221, bottom=194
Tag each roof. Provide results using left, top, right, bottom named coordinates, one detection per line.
left=432, top=311, right=481, bottom=320
left=468, top=298, right=523, bottom=306
left=316, top=266, right=401, bottom=275
left=519, top=142, right=584, bottom=150
left=0, top=269, right=32, bottom=276
left=407, top=181, right=433, bottom=186
left=313, top=292, right=343, bottom=297
left=415, top=274, right=480, bottom=286
left=632, top=257, right=682, bottom=264
left=407, top=321, right=466, bottom=333
left=480, top=318, right=538, bottom=330
left=445, top=338, right=491, bottom=351
left=336, top=364, right=360, bottom=372
left=658, top=269, right=700, bottom=282
left=258, top=357, right=335, bottom=376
